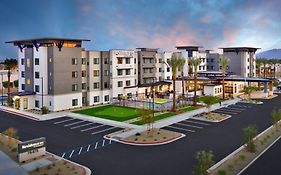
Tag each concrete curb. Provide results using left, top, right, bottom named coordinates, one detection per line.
left=0, top=108, right=39, bottom=121
left=208, top=121, right=280, bottom=173
left=104, top=133, right=185, bottom=146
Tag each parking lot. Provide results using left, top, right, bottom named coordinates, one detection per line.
left=162, top=118, right=212, bottom=134
left=212, top=102, right=255, bottom=115
left=44, top=116, right=123, bottom=158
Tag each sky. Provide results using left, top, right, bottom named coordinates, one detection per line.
left=0, top=0, right=281, bottom=60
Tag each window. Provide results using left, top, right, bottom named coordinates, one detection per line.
left=134, top=69, right=136, bottom=75
left=167, top=67, right=170, bottom=72
left=159, top=76, right=162, bottom=81
left=82, top=70, right=86, bottom=77
left=117, top=69, right=123, bottom=76
left=104, top=58, right=109, bottom=64
left=104, top=70, right=109, bottom=76
left=117, top=58, right=122, bottom=64
left=72, top=99, right=78, bottom=106
left=159, top=58, right=162, bottom=63
left=125, top=58, right=130, bottom=64
left=72, top=71, right=78, bottom=78
left=126, top=80, right=131, bottom=86
left=26, top=58, right=30, bottom=68
left=82, top=97, right=87, bottom=104
left=82, top=83, right=87, bottom=90
left=35, top=58, right=39, bottom=65
left=35, top=72, right=40, bottom=79
left=125, top=69, right=130, bottom=75
left=134, top=58, right=136, bottom=64
left=21, top=58, right=24, bottom=65
left=93, top=82, right=99, bottom=89
left=35, top=100, right=39, bottom=108
left=82, top=58, right=86, bottom=65
left=118, top=81, right=123, bottom=87
left=94, top=96, right=100, bottom=103
left=35, top=85, right=40, bottom=93
left=93, top=70, right=99, bottom=77
left=159, top=68, right=162, bottom=72
left=21, top=71, right=25, bottom=78
left=104, top=82, right=108, bottom=88
left=72, top=58, right=77, bottom=65
left=127, top=93, right=132, bottom=98
left=72, top=84, right=78, bottom=91
left=167, top=59, right=170, bottom=63
left=21, top=84, right=25, bottom=90
left=167, top=76, right=171, bottom=80
left=93, top=58, right=99, bottom=64
left=104, top=95, right=109, bottom=102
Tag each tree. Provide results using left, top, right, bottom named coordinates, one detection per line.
left=219, top=56, right=230, bottom=100
left=167, top=54, right=180, bottom=112
left=2, top=127, right=19, bottom=148
left=192, top=150, right=214, bottom=175
left=199, top=96, right=220, bottom=116
left=243, top=125, right=258, bottom=152
left=271, top=109, right=281, bottom=130
left=189, top=57, right=201, bottom=106
left=256, top=58, right=263, bottom=77
left=138, top=109, right=154, bottom=136
left=178, top=56, right=186, bottom=99
left=269, top=59, right=279, bottom=78
left=13, top=80, right=18, bottom=88
left=261, top=58, right=268, bottom=78
left=4, top=58, right=17, bottom=101
left=242, top=86, right=258, bottom=101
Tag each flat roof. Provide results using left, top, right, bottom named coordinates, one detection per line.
left=136, top=48, right=159, bottom=52
left=175, top=46, right=203, bottom=51
left=138, top=81, right=172, bottom=88
left=5, top=37, right=90, bottom=44
left=9, top=91, right=36, bottom=96
left=219, top=47, right=261, bottom=53
left=216, top=77, right=271, bottom=82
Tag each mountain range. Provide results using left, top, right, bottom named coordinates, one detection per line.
left=256, top=49, right=281, bottom=59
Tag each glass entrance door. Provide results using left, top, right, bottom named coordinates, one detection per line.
left=23, top=98, right=28, bottom=109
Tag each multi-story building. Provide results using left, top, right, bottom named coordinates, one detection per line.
left=220, top=47, right=260, bottom=77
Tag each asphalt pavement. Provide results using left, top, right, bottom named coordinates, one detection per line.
left=0, top=95, right=281, bottom=175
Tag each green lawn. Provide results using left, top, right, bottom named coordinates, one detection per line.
left=73, top=105, right=151, bottom=122
left=132, top=112, right=176, bottom=125
left=177, top=106, right=198, bottom=112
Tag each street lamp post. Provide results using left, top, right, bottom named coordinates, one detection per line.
left=1, top=74, right=3, bottom=106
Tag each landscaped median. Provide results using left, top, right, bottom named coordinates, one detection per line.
left=208, top=121, right=281, bottom=175
left=105, top=128, right=185, bottom=146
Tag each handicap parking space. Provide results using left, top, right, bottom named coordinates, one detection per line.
left=162, top=118, right=212, bottom=134
left=43, top=116, right=124, bottom=159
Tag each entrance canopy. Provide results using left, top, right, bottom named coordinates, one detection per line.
left=216, top=77, right=271, bottom=83
left=138, top=81, right=172, bottom=88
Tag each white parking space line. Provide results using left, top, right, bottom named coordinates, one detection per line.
left=91, top=126, right=116, bottom=135
left=166, top=125, right=195, bottom=133
left=64, top=120, right=85, bottom=127
left=102, top=140, right=105, bottom=147
left=54, top=118, right=75, bottom=124
left=86, top=144, right=91, bottom=152
left=94, top=142, right=98, bottom=149
left=80, top=124, right=105, bottom=132
left=69, top=150, right=75, bottom=158
left=219, top=108, right=243, bottom=113
left=226, top=107, right=245, bottom=111
left=182, top=120, right=210, bottom=126
left=176, top=122, right=203, bottom=129
left=214, top=110, right=237, bottom=115
left=78, top=147, right=83, bottom=155
left=61, top=153, right=66, bottom=158
left=70, top=122, right=95, bottom=129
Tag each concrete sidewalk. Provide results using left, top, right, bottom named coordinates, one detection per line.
left=0, top=151, right=28, bottom=175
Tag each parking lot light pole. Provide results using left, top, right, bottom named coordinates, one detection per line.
left=1, top=74, right=3, bottom=106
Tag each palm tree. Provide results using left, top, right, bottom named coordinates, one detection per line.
left=167, top=54, right=179, bottom=111
left=219, top=56, right=230, bottom=100
left=269, top=59, right=279, bottom=78
left=4, top=58, right=18, bottom=99
left=189, top=57, right=201, bottom=106
left=261, top=58, right=268, bottom=78
left=178, top=56, right=186, bottom=99
left=256, top=58, right=263, bottom=77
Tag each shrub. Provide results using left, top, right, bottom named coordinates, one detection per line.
left=217, top=170, right=227, bottom=175
left=13, top=80, right=18, bottom=87
left=135, top=133, right=141, bottom=136
left=192, top=150, right=214, bottom=175
left=7, top=97, right=13, bottom=107
left=239, top=155, right=246, bottom=161
left=227, top=164, right=234, bottom=171
left=41, top=106, right=49, bottom=114
left=243, top=125, right=258, bottom=153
